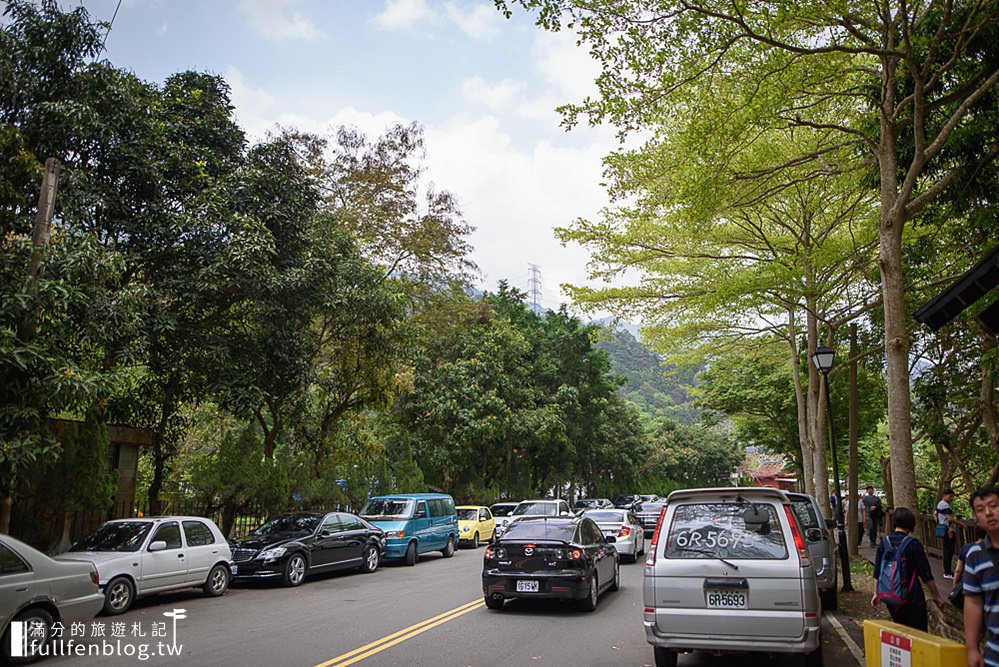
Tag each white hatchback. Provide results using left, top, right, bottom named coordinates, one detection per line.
left=57, top=516, right=232, bottom=615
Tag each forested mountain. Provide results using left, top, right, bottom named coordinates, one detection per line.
left=596, top=327, right=701, bottom=424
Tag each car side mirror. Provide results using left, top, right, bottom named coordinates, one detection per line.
left=805, top=528, right=823, bottom=543
left=480, top=517, right=487, bottom=522
left=415, top=511, right=426, bottom=519
left=321, top=530, right=333, bottom=537
left=560, top=511, right=569, bottom=516
left=148, top=541, right=167, bottom=552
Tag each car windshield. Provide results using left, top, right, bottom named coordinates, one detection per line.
left=360, top=498, right=414, bottom=519
left=501, top=521, right=575, bottom=541
left=513, top=502, right=557, bottom=516
left=789, top=498, right=820, bottom=529
left=490, top=505, right=516, bottom=517
left=584, top=510, right=625, bottom=523
left=664, top=502, right=788, bottom=560
left=457, top=509, right=479, bottom=521
left=72, top=522, right=152, bottom=552
left=251, top=515, right=320, bottom=538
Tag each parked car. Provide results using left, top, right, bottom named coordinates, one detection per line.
left=457, top=506, right=495, bottom=548
left=582, top=508, right=645, bottom=563
left=359, top=494, right=458, bottom=566
left=643, top=487, right=822, bottom=667
left=635, top=502, right=667, bottom=537
left=56, top=516, right=232, bottom=615
left=572, top=498, right=613, bottom=513
left=489, top=502, right=520, bottom=537
left=2, top=534, right=103, bottom=663
left=482, top=516, right=619, bottom=611
left=495, top=499, right=572, bottom=539
left=786, top=492, right=838, bottom=610
left=230, top=512, right=384, bottom=587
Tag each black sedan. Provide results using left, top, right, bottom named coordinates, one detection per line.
left=230, top=512, right=385, bottom=586
left=482, top=516, right=619, bottom=611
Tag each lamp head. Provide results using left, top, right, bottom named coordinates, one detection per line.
left=811, top=345, right=835, bottom=373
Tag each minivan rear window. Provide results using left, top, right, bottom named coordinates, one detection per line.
left=789, top=498, right=820, bottom=529
left=664, top=503, right=788, bottom=560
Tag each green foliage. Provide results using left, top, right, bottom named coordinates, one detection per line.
left=597, top=327, right=700, bottom=423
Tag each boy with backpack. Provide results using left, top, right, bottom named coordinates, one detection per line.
left=870, top=507, right=947, bottom=632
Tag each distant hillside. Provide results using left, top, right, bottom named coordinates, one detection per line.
left=596, top=326, right=701, bottom=424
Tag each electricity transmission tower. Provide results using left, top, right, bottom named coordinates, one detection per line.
left=528, top=264, right=542, bottom=312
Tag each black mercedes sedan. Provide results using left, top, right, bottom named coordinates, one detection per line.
left=230, top=512, right=385, bottom=586
left=482, top=516, right=619, bottom=611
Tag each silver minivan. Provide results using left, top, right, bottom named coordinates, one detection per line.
left=643, top=487, right=822, bottom=667
left=786, top=492, right=838, bottom=610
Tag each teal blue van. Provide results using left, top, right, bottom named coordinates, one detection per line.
left=358, top=494, right=458, bottom=566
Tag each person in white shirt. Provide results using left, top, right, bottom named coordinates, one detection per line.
left=935, top=488, right=956, bottom=579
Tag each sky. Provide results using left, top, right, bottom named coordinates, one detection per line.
left=75, top=0, right=623, bottom=313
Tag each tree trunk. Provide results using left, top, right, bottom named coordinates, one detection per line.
left=805, top=300, right=830, bottom=519
left=788, top=308, right=814, bottom=495
left=876, top=46, right=919, bottom=536
left=848, top=324, right=859, bottom=557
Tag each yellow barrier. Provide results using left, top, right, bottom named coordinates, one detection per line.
left=863, top=620, right=964, bottom=667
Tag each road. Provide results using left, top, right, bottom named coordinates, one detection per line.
left=49, top=546, right=867, bottom=667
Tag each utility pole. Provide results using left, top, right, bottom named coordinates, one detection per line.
left=528, top=263, right=542, bottom=313
left=2, top=158, right=60, bottom=535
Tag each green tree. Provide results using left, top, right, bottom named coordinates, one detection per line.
left=498, top=0, right=999, bottom=515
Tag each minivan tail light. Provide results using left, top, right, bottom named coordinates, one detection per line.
left=646, top=506, right=667, bottom=566
left=783, top=505, right=811, bottom=566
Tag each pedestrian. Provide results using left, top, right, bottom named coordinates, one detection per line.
left=963, top=485, right=999, bottom=667
left=862, top=485, right=884, bottom=547
left=934, top=487, right=957, bottom=579
left=854, top=492, right=865, bottom=548
left=950, top=526, right=987, bottom=610
left=871, top=507, right=947, bottom=632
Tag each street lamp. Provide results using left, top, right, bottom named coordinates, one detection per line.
left=811, top=344, right=853, bottom=592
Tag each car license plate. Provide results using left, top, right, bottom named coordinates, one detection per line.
left=705, top=590, right=747, bottom=609
left=516, top=580, right=539, bottom=593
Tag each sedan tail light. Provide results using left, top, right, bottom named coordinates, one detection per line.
left=569, top=548, right=583, bottom=561
left=90, top=566, right=99, bottom=586
left=617, top=526, right=631, bottom=538
left=484, top=545, right=507, bottom=560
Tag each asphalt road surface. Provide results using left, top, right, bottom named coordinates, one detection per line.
left=48, top=546, right=867, bottom=667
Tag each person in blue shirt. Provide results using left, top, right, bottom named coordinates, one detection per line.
left=964, top=486, right=999, bottom=667
left=871, top=506, right=947, bottom=632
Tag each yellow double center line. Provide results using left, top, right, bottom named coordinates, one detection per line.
left=314, top=598, right=485, bottom=667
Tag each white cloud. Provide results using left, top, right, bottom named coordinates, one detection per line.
left=238, top=0, right=323, bottom=42
left=444, top=2, right=501, bottom=41
left=531, top=30, right=601, bottom=102
left=372, top=0, right=433, bottom=32
left=461, top=76, right=528, bottom=114
left=423, top=116, right=615, bottom=303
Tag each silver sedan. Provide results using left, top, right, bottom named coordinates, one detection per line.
left=2, top=534, right=103, bottom=663
left=582, top=509, right=645, bottom=563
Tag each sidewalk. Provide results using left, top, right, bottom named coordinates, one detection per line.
left=857, top=538, right=955, bottom=597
